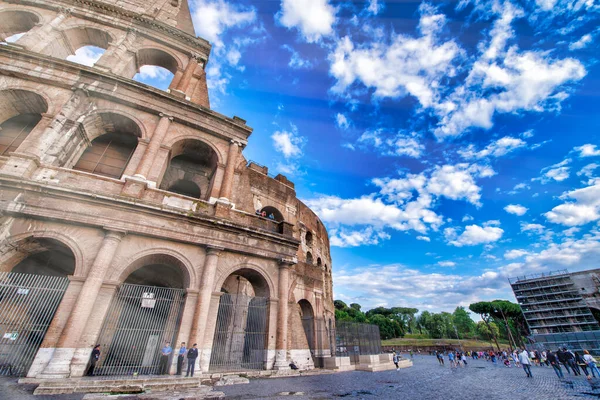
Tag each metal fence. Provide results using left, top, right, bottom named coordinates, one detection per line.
left=0, top=272, right=70, bottom=376
left=94, top=283, right=186, bottom=376
left=335, top=321, right=382, bottom=364
left=209, top=293, right=268, bottom=372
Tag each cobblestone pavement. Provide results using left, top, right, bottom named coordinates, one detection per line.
left=3, top=355, right=600, bottom=399
left=221, top=355, right=600, bottom=399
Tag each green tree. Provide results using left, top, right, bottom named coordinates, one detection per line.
left=453, top=307, right=476, bottom=338
left=469, top=302, right=501, bottom=350
left=476, top=320, right=499, bottom=341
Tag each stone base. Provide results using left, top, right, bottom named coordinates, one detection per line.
left=36, top=347, right=77, bottom=378
left=214, top=375, right=249, bottom=386
left=27, top=348, right=55, bottom=378
left=323, top=356, right=355, bottom=372
left=273, top=350, right=290, bottom=370
left=288, top=349, right=314, bottom=370
left=121, top=175, right=148, bottom=198
left=355, top=354, right=410, bottom=372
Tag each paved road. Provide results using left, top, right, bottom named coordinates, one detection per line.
left=3, top=355, right=600, bottom=399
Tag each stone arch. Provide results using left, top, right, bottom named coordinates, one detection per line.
left=61, top=26, right=113, bottom=50
left=83, top=108, right=148, bottom=140
left=0, top=9, right=41, bottom=42
left=305, top=231, right=313, bottom=247
left=163, top=134, right=224, bottom=165
left=136, top=47, right=182, bottom=74
left=0, top=88, right=48, bottom=125
left=0, top=82, right=56, bottom=116
left=214, top=263, right=275, bottom=299
left=72, top=112, right=142, bottom=178
left=306, top=251, right=313, bottom=265
left=159, top=138, right=219, bottom=200
left=259, top=206, right=284, bottom=222
left=111, top=248, right=197, bottom=290
left=0, top=230, right=84, bottom=277
left=316, top=257, right=322, bottom=267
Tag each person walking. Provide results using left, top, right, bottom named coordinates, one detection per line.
left=564, top=348, right=580, bottom=376
left=186, top=343, right=199, bottom=377
left=448, top=351, right=456, bottom=368
left=86, top=345, right=101, bottom=376
left=519, top=349, right=532, bottom=378
left=176, top=342, right=186, bottom=375
left=393, top=352, right=400, bottom=370
left=557, top=348, right=571, bottom=375
left=583, top=350, right=600, bottom=379
left=436, top=351, right=444, bottom=365
left=547, top=350, right=564, bottom=379
left=159, top=341, right=172, bottom=375
left=575, top=352, right=589, bottom=377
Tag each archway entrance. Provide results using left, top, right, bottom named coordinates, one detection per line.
left=209, top=269, right=270, bottom=372
left=0, top=238, right=75, bottom=376
left=299, top=300, right=316, bottom=359
left=94, top=259, right=187, bottom=376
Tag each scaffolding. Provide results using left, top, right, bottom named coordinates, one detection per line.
left=510, top=270, right=600, bottom=355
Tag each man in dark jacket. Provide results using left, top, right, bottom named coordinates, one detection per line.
left=186, top=343, right=199, bottom=377
left=557, top=348, right=572, bottom=375
left=563, top=348, right=581, bottom=375
left=547, top=350, right=564, bottom=379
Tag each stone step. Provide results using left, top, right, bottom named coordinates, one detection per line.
left=82, top=386, right=225, bottom=400
left=33, top=379, right=202, bottom=395
left=32, top=377, right=201, bottom=387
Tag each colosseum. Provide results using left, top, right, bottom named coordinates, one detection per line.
left=0, top=0, right=335, bottom=378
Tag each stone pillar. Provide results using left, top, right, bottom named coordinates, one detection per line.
left=17, top=7, right=71, bottom=53
left=192, top=247, right=223, bottom=371
left=95, top=28, right=138, bottom=76
left=274, top=260, right=293, bottom=369
left=170, top=289, right=199, bottom=372
left=134, top=114, right=172, bottom=182
left=218, top=141, right=241, bottom=203
left=39, top=228, right=125, bottom=378
left=171, top=55, right=200, bottom=99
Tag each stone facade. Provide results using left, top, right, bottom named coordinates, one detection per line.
left=0, top=0, right=335, bottom=378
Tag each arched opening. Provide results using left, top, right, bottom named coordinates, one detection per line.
left=0, top=10, right=39, bottom=43
left=0, top=89, right=48, bottom=156
left=260, top=206, right=284, bottom=222
left=62, top=27, right=111, bottom=67
left=132, top=49, right=177, bottom=91
left=73, top=113, right=141, bottom=179
left=0, top=238, right=74, bottom=376
left=94, top=254, right=188, bottom=376
left=298, top=300, right=316, bottom=357
left=317, top=257, right=322, bottom=267
left=210, top=268, right=270, bottom=372
left=160, top=139, right=218, bottom=200
left=306, top=251, right=313, bottom=265
left=166, top=179, right=201, bottom=198
left=305, top=231, right=313, bottom=247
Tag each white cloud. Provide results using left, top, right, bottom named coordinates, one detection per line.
left=277, top=0, right=337, bottom=43
left=445, top=223, right=504, bottom=246
left=438, top=261, right=456, bottom=267
left=574, top=144, right=600, bottom=157
left=336, top=113, right=350, bottom=130
left=433, top=2, right=586, bottom=139
left=4, top=33, right=25, bottom=43
left=504, top=249, right=529, bottom=259
left=330, top=227, right=390, bottom=247
left=545, top=180, right=600, bottom=226
left=536, top=158, right=572, bottom=183
left=521, top=223, right=545, bottom=234
left=191, top=0, right=256, bottom=47
left=578, top=163, right=599, bottom=179
left=425, top=164, right=494, bottom=206
left=367, top=0, right=384, bottom=15
left=329, top=5, right=460, bottom=108
left=459, top=136, right=527, bottom=159
left=462, top=215, right=474, bottom=222
left=137, top=65, right=172, bottom=80
left=66, top=46, right=105, bottom=67
left=569, top=34, right=592, bottom=50
left=272, top=129, right=304, bottom=158
left=417, top=236, right=431, bottom=242
left=357, top=130, right=425, bottom=158
left=504, top=204, right=528, bottom=216
left=282, top=45, right=312, bottom=69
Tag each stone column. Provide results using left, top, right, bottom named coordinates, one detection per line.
left=171, top=54, right=200, bottom=99
left=17, top=7, right=71, bottom=53
left=218, top=140, right=241, bottom=203
left=39, top=228, right=125, bottom=378
left=274, top=260, right=293, bottom=369
left=95, top=28, right=138, bottom=76
left=134, top=114, right=172, bottom=182
left=192, top=246, right=223, bottom=370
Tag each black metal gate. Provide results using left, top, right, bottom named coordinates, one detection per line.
left=0, top=272, right=69, bottom=376
left=209, top=293, right=268, bottom=372
left=94, top=283, right=185, bottom=376
left=335, top=322, right=382, bottom=365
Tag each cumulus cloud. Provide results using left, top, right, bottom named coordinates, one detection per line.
left=536, top=158, right=572, bottom=183
left=367, top=0, right=384, bottom=15
left=329, top=4, right=460, bottom=107
left=504, top=204, right=528, bottom=216
left=417, top=236, right=431, bottom=242
left=545, top=180, right=600, bottom=226
left=277, top=0, right=337, bottom=43
left=521, top=223, right=545, bottom=234
left=282, top=45, right=312, bottom=69
left=438, top=261, right=456, bottom=267
left=459, top=136, right=527, bottom=159
left=578, top=163, right=599, bottom=179
left=569, top=33, right=592, bottom=50
left=504, top=249, right=529, bottom=259
left=425, top=164, right=494, bottom=206
left=192, top=0, right=256, bottom=46
left=329, top=227, right=390, bottom=247
left=445, top=223, right=504, bottom=246
left=574, top=144, right=600, bottom=157
left=272, top=129, right=305, bottom=158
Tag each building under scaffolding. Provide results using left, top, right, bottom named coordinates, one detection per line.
left=510, top=269, right=600, bottom=355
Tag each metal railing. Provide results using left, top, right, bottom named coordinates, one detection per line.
left=209, top=293, right=268, bottom=372
left=335, top=322, right=381, bottom=364
left=0, top=272, right=70, bottom=376
left=94, top=283, right=186, bottom=376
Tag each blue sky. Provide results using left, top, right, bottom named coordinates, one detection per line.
left=55, top=0, right=600, bottom=313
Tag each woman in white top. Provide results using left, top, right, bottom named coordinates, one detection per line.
left=583, top=350, right=600, bottom=379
